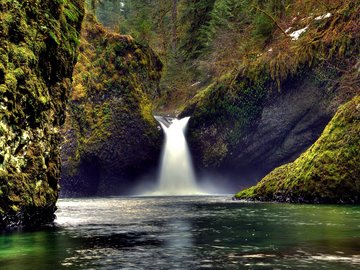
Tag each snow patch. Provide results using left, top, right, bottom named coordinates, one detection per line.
left=289, top=26, right=309, bottom=40
left=315, top=13, right=331, bottom=20
left=191, top=81, right=201, bottom=87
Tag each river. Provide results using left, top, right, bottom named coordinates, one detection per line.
left=1, top=196, right=359, bottom=269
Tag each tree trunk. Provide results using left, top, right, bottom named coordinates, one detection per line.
left=172, top=0, right=178, bottom=54
left=281, top=0, right=285, bottom=18
left=91, top=0, right=96, bottom=11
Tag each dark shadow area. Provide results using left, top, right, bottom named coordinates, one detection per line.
left=60, top=155, right=102, bottom=197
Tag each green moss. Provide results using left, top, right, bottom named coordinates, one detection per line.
left=0, top=85, right=7, bottom=94
left=0, top=0, right=84, bottom=229
left=10, top=46, right=35, bottom=67
left=5, top=73, right=17, bottom=90
left=38, top=95, right=48, bottom=105
left=10, top=205, right=20, bottom=212
left=183, top=73, right=268, bottom=167
left=60, top=13, right=162, bottom=196
left=13, top=67, right=25, bottom=79
left=236, top=95, right=360, bottom=203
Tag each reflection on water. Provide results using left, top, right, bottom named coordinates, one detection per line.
left=1, top=196, right=360, bottom=269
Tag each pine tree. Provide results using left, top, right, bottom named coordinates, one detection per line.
left=178, top=0, right=217, bottom=60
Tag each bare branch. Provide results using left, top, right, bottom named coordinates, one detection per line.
left=251, top=5, right=288, bottom=37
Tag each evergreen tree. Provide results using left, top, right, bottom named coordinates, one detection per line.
left=178, top=0, right=217, bottom=60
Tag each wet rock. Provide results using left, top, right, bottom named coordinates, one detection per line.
left=182, top=63, right=357, bottom=186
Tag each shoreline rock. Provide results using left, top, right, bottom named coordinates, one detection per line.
left=235, top=96, right=360, bottom=204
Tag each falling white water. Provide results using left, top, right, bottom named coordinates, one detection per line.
left=154, top=116, right=201, bottom=195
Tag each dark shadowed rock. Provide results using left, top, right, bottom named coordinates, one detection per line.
left=225, top=75, right=336, bottom=178
left=235, top=95, right=360, bottom=203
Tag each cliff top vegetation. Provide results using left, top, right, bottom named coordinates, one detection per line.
left=90, top=0, right=359, bottom=113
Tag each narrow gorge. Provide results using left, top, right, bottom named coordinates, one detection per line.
left=0, top=1, right=359, bottom=268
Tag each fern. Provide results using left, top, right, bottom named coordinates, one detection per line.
left=49, top=30, right=60, bottom=45
left=62, top=0, right=81, bottom=22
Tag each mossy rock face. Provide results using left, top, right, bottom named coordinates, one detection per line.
left=180, top=74, right=268, bottom=170
left=181, top=65, right=350, bottom=182
left=0, top=0, right=84, bottom=229
left=178, top=1, right=359, bottom=185
left=235, top=95, right=360, bottom=203
left=60, top=14, right=163, bottom=196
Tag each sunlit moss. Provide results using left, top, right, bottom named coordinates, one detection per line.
left=60, top=13, right=162, bottom=196
left=0, top=0, right=84, bottom=229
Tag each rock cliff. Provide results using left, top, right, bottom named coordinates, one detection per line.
left=235, top=95, right=360, bottom=203
left=0, top=0, right=84, bottom=229
left=181, top=2, right=359, bottom=187
left=60, top=14, right=162, bottom=196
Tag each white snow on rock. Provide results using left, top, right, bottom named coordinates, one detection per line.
left=289, top=26, right=309, bottom=40
left=315, top=13, right=331, bottom=20
left=191, top=81, right=201, bottom=87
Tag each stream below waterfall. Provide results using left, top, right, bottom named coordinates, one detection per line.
left=1, top=196, right=359, bottom=270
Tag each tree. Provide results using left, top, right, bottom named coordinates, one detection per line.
left=178, top=0, right=217, bottom=60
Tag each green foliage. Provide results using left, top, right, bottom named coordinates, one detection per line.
left=252, top=13, right=274, bottom=40
left=178, top=0, right=216, bottom=60
left=184, top=0, right=286, bottom=60
left=63, top=0, right=83, bottom=22
left=48, top=30, right=60, bottom=45
left=198, top=0, right=250, bottom=43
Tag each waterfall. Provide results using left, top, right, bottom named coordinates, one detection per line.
left=153, top=116, right=201, bottom=195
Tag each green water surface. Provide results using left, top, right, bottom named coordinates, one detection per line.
left=0, top=196, right=359, bottom=269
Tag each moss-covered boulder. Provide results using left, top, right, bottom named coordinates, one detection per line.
left=0, top=0, right=84, bottom=229
left=235, top=95, right=360, bottom=203
left=60, top=14, right=162, bottom=196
